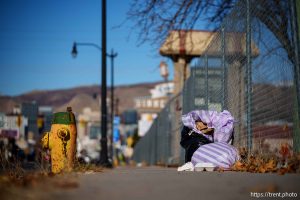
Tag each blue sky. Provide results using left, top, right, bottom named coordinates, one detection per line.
left=0, top=0, right=174, bottom=96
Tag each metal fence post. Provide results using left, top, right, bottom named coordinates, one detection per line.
left=291, top=0, right=300, bottom=152
left=192, top=69, right=196, bottom=111
left=166, top=106, right=170, bottom=165
left=221, top=26, right=227, bottom=110
left=246, top=0, right=252, bottom=152
left=205, top=55, right=209, bottom=110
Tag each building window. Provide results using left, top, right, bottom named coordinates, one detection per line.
left=154, top=100, right=159, bottom=108
left=147, top=100, right=152, bottom=107
left=136, top=100, right=141, bottom=108
left=160, top=100, right=165, bottom=108
left=89, top=125, right=100, bottom=139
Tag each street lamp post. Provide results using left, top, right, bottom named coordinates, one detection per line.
left=107, top=49, right=117, bottom=161
left=71, top=42, right=117, bottom=167
left=100, top=0, right=109, bottom=167
left=70, top=0, right=113, bottom=167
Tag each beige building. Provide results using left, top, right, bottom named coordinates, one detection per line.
left=135, top=82, right=174, bottom=136
left=77, top=107, right=101, bottom=161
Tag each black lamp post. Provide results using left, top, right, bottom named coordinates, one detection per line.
left=71, top=0, right=117, bottom=167
left=71, top=42, right=117, bottom=167
left=107, top=49, right=117, bottom=161
left=71, top=41, right=110, bottom=167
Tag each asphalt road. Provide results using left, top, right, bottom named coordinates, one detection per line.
left=2, top=167, right=300, bottom=200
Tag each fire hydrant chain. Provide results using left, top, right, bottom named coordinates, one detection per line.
left=58, top=128, right=71, bottom=157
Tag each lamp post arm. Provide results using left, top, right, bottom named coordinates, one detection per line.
left=76, top=43, right=118, bottom=58
left=76, top=42, right=103, bottom=52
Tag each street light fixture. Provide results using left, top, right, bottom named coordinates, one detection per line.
left=159, top=61, right=169, bottom=82
left=71, top=42, right=78, bottom=58
left=71, top=41, right=117, bottom=167
left=160, top=61, right=171, bottom=96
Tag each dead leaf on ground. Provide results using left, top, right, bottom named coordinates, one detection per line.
left=231, top=145, right=300, bottom=174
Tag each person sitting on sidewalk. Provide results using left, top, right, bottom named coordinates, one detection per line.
left=178, top=110, right=238, bottom=171
left=180, top=121, right=213, bottom=163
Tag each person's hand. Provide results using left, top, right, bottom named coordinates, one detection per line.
left=196, top=121, right=214, bottom=135
left=201, top=128, right=214, bottom=135
left=195, top=121, right=207, bottom=131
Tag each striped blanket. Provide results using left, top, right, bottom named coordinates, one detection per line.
left=181, top=110, right=235, bottom=143
left=191, top=142, right=239, bottom=169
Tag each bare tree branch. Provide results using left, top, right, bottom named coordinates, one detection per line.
left=127, top=0, right=235, bottom=46
left=127, top=0, right=294, bottom=66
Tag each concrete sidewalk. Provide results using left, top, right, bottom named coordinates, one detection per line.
left=2, top=166, right=300, bottom=200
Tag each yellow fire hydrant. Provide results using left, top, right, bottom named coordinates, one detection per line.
left=41, top=107, right=77, bottom=173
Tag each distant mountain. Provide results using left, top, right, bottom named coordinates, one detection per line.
left=55, top=93, right=100, bottom=114
left=0, top=82, right=293, bottom=120
left=0, top=96, right=16, bottom=114
left=0, top=82, right=161, bottom=114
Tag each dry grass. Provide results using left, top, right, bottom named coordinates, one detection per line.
left=0, top=150, right=103, bottom=190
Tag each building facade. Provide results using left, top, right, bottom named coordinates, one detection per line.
left=135, top=82, right=174, bottom=137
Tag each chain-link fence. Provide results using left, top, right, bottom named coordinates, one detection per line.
left=133, top=93, right=183, bottom=165
left=132, top=0, right=300, bottom=165
left=202, top=0, right=300, bottom=154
